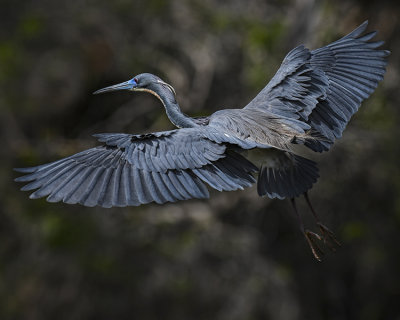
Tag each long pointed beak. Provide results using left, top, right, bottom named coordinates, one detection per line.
left=93, top=78, right=137, bottom=95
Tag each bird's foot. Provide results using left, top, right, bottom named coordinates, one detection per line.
left=304, top=230, right=324, bottom=262
left=317, top=222, right=341, bottom=252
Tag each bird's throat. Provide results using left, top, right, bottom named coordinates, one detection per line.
left=135, top=87, right=197, bottom=129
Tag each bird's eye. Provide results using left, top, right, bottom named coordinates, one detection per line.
left=134, top=77, right=139, bottom=84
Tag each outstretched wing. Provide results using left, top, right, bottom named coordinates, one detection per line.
left=306, top=21, right=389, bottom=151
left=244, top=44, right=328, bottom=123
left=244, top=21, right=389, bottom=151
left=15, top=128, right=257, bottom=208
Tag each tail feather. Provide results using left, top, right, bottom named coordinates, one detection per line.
left=257, top=153, right=319, bottom=199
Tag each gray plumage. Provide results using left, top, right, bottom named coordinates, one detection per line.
left=15, top=21, right=389, bottom=208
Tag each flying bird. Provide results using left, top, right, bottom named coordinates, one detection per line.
left=15, top=21, right=389, bottom=260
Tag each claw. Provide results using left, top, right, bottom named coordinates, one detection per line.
left=317, top=222, right=341, bottom=251
left=303, top=193, right=341, bottom=257
left=304, top=230, right=324, bottom=261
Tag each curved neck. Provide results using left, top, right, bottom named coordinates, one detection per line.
left=165, top=101, right=197, bottom=128
left=144, top=84, right=197, bottom=129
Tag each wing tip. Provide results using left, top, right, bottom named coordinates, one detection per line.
left=14, top=167, right=36, bottom=173
left=29, top=192, right=45, bottom=200
left=14, top=175, right=35, bottom=182
left=352, top=20, right=369, bottom=36
left=342, top=20, right=369, bottom=40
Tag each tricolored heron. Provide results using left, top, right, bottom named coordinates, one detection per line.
left=15, top=21, right=389, bottom=260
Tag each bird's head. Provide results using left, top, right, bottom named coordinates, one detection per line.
left=93, top=73, right=176, bottom=103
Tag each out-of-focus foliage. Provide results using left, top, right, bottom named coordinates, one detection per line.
left=1, top=0, right=400, bottom=319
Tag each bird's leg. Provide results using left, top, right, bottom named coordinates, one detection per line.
left=290, top=198, right=323, bottom=261
left=303, top=192, right=341, bottom=251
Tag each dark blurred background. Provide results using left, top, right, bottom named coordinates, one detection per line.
left=1, top=0, right=399, bottom=319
